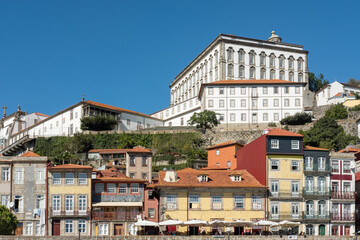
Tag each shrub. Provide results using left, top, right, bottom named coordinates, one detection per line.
left=80, top=115, right=118, bottom=131
left=325, top=104, right=348, bottom=120
left=268, top=122, right=277, bottom=127
left=349, top=104, right=360, bottom=111
left=280, top=112, right=312, bottom=125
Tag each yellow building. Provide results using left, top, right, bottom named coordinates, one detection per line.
left=155, top=167, right=267, bottom=235
left=47, top=164, right=93, bottom=236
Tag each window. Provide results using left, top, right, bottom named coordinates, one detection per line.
left=284, top=86, right=289, bottom=94
left=219, top=114, right=224, bottom=121
left=270, top=139, right=279, bottom=149
left=240, top=87, right=246, bottom=95
left=239, top=65, right=245, bottom=78
left=279, top=70, right=285, bottom=80
left=263, top=113, right=268, bottom=121
left=260, top=53, right=266, bottom=66
left=295, top=98, right=300, bottom=106
left=14, top=195, right=23, bottom=213
left=52, top=173, right=61, bottom=184
left=189, top=195, right=200, bottom=209
left=263, top=86, right=268, bottom=94
left=142, top=173, right=148, bottom=179
left=14, top=168, right=24, bottom=184
left=260, top=68, right=266, bottom=79
left=65, top=195, right=74, bottom=213
left=306, top=177, right=314, bottom=192
left=298, top=73, right=303, bottom=82
left=279, top=55, right=285, bottom=68
left=291, top=203, right=300, bottom=218
left=99, top=224, right=108, bottom=235
left=271, top=203, right=279, bottom=218
left=216, top=149, right=220, bottom=155
left=230, top=87, right=235, bottom=95
left=273, top=87, right=278, bottom=94
left=35, top=222, right=45, bottom=236
left=95, top=183, right=104, bottom=194
left=65, top=220, right=73, bottom=233
left=142, top=157, right=148, bottom=166
left=291, top=160, right=300, bottom=171
left=306, top=225, right=313, bottom=235
left=130, top=183, right=139, bottom=193
left=212, top=196, right=222, bottom=209
left=130, top=158, right=135, bottom=166
left=241, top=99, right=246, bottom=107
left=65, top=173, right=74, bottom=184
left=318, top=157, right=326, bottom=171
left=219, top=100, right=224, bottom=108
left=250, top=67, right=255, bottom=79
left=230, top=113, right=235, bottom=122
left=78, top=173, right=87, bottom=185
left=270, top=54, right=275, bottom=67
left=271, top=181, right=279, bottom=195
left=230, top=99, right=235, bottom=107
left=127, top=119, right=130, bottom=125
left=219, top=88, right=224, bottom=95
left=148, top=208, right=155, bottom=218
left=274, top=113, right=279, bottom=121
left=305, top=157, right=313, bottom=170
left=227, top=64, right=233, bottom=76
left=273, top=99, right=279, bottom=107
left=295, top=86, right=300, bottom=94
left=78, top=195, right=87, bottom=214
left=78, top=220, right=86, bottom=233
left=208, top=100, right=213, bottom=107
left=166, top=195, right=177, bottom=209
left=1, top=195, right=9, bottom=207
left=118, top=183, right=127, bottom=194
left=332, top=160, right=339, bottom=173
left=270, top=69, right=275, bottom=79
left=208, top=87, right=214, bottom=95
left=129, top=173, right=136, bottom=179
left=249, top=51, right=255, bottom=65
left=241, top=113, right=246, bottom=121
left=252, top=99, right=257, bottom=108
left=36, top=195, right=45, bottom=209
left=234, top=195, right=244, bottom=209
left=148, top=190, right=154, bottom=199
left=36, top=168, right=45, bottom=184
left=252, top=195, right=262, bottom=209
left=297, top=58, right=303, bottom=70
left=1, top=167, right=9, bottom=181
left=227, top=161, right=231, bottom=167
left=291, top=140, right=299, bottom=149
left=263, top=99, right=268, bottom=107
left=238, top=50, right=245, bottom=63
left=318, top=177, right=326, bottom=192
left=289, top=72, right=294, bottom=81
left=288, top=57, right=294, bottom=69
left=25, top=222, right=33, bottom=235
left=227, top=48, right=234, bottom=61
left=343, top=161, right=351, bottom=173
left=107, top=183, right=116, bottom=194
left=291, top=181, right=300, bottom=196
left=271, top=160, right=279, bottom=170
left=52, top=195, right=61, bottom=213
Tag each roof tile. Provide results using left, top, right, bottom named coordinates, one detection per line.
left=266, top=128, right=303, bottom=137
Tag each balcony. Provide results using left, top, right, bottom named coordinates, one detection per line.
left=50, top=208, right=90, bottom=218
left=303, top=164, right=331, bottom=173
left=331, top=191, right=355, bottom=200
left=331, top=213, right=355, bottom=222
left=303, top=187, right=331, bottom=197
left=302, top=211, right=331, bottom=221
left=267, top=212, right=301, bottom=221
left=269, top=191, right=302, bottom=199
left=92, top=211, right=139, bottom=221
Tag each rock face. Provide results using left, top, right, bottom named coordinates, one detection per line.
left=202, top=129, right=263, bottom=148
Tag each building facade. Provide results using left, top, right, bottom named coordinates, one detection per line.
left=47, top=164, right=93, bottom=236
left=315, top=81, right=360, bottom=107
left=206, top=141, right=243, bottom=169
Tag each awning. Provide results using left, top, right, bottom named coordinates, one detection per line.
left=92, top=202, right=143, bottom=207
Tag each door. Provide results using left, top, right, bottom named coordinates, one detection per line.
left=234, top=226, right=243, bottom=235
left=15, top=223, right=23, bottom=236
left=319, top=225, right=325, bottom=235
left=52, top=220, right=60, bottom=236
left=345, top=226, right=350, bottom=236
left=114, top=224, right=123, bottom=236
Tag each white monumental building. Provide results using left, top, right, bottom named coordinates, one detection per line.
left=151, top=31, right=310, bottom=128
left=2, top=100, right=163, bottom=156
left=315, top=81, right=360, bottom=106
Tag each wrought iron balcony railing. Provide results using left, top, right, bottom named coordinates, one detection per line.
left=331, top=191, right=355, bottom=200
left=302, top=211, right=331, bottom=220
left=303, top=187, right=331, bottom=197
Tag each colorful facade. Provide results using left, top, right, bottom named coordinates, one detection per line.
left=206, top=141, right=243, bottom=169
left=155, top=168, right=267, bottom=235
left=47, top=164, right=93, bottom=236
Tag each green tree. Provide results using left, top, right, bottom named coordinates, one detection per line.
left=325, top=103, right=348, bottom=120
left=349, top=104, right=360, bottom=111
left=0, top=205, right=18, bottom=235
left=280, top=112, right=312, bottom=125
left=347, top=78, right=360, bottom=87
left=299, top=116, right=357, bottom=151
left=308, top=72, right=329, bottom=92
left=80, top=115, right=117, bottom=131
left=187, top=110, right=220, bottom=132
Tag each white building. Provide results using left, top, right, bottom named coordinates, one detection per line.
left=152, top=31, right=310, bottom=128
left=2, top=100, right=163, bottom=156
left=315, top=81, right=360, bottom=106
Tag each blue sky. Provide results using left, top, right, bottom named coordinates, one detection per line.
left=1, top=1, right=359, bottom=116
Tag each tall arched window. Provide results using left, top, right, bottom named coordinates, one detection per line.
left=297, top=57, right=304, bottom=70
left=227, top=47, right=234, bottom=62
left=289, top=71, right=294, bottom=81
left=288, top=56, right=294, bottom=69
left=306, top=224, right=314, bottom=235
left=298, top=72, right=303, bottom=82
left=279, top=55, right=285, bottom=69
left=269, top=53, right=276, bottom=67
left=214, top=51, right=218, bottom=65
left=261, top=68, right=266, bottom=79
left=250, top=67, right=255, bottom=79
left=306, top=200, right=314, bottom=216
left=260, top=52, right=266, bottom=66
left=270, top=69, right=275, bottom=79
left=305, top=176, right=314, bottom=192
left=238, top=49, right=245, bottom=64
left=239, top=65, right=245, bottom=79
left=318, top=177, right=326, bottom=193
left=228, top=64, right=234, bottom=77
left=249, top=50, right=256, bottom=65
left=305, top=156, right=313, bottom=170
left=279, top=70, right=285, bottom=80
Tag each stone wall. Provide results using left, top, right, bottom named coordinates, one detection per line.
left=202, top=130, right=263, bottom=148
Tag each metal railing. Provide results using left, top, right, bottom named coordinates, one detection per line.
left=50, top=207, right=90, bottom=217
left=302, top=187, right=331, bottom=197
left=92, top=211, right=139, bottom=221
left=268, top=191, right=302, bottom=199
left=303, top=164, right=331, bottom=173
left=302, top=211, right=331, bottom=220
left=267, top=212, right=301, bottom=221
left=331, top=191, right=355, bottom=200
left=331, top=213, right=355, bottom=221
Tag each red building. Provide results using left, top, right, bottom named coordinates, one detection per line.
left=206, top=141, right=243, bottom=170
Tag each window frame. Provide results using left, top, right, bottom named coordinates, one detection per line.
left=270, top=139, right=279, bottom=149
left=65, top=173, right=74, bottom=185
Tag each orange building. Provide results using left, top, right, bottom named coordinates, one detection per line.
left=206, top=141, right=243, bottom=169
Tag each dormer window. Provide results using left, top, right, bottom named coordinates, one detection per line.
left=231, top=175, right=242, bottom=182
left=198, top=175, right=208, bottom=182
left=216, top=150, right=220, bottom=155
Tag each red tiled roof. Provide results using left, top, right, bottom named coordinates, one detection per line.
left=84, top=100, right=160, bottom=120
left=266, top=128, right=303, bottom=137
left=202, top=165, right=229, bottom=170
left=35, top=112, right=50, bottom=117
left=203, top=79, right=307, bottom=86
left=89, top=146, right=152, bottom=154
left=21, top=151, right=40, bottom=157
left=206, top=141, right=242, bottom=150
left=50, top=164, right=93, bottom=170
left=156, top=168, right=266, bottom=188
left=96, top=168, right=146, bottom=182
left=304, top=146, right=329, bottom=151
left=339, top=148, right=360, bottom=153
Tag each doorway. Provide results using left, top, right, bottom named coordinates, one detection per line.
left=234, top=226, right=244, bottom=235
left=189, top=226, right=199, bottom=235
left=319, top=225, right=325, bottom=235
left=52, top=220, right=60, bottom=236
left=114, top=224, right=123, bottom=236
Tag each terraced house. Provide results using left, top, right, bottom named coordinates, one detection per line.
left=236, top=128, right=304, bottom=234
left=155, top=167, right=267, bottom=235
left=302, top=146, right=331, bottom=235
left=47, top=164, right=93, bottom=236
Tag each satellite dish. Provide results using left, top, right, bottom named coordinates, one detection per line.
left=350, top=162, right=355, bottom=169
left=9, top=202, right=14, bottom=208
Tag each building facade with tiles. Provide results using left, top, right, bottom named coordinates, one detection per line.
left=47, top=164, right=93, bottom=236
left=155, top=168, right=267, bottom=235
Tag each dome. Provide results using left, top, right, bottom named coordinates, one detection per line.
left=267, top=31, right=282, bottom=43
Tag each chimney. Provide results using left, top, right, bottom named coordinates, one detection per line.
left=3, top=106, right=7, bottom=118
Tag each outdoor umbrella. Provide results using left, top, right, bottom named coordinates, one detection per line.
left=183, top=219, right=208, bottom=226
left=135, top=219, right=159, bottom=227
left=159, top=220, right=183, bottom=226
left=234, top=220, right=254, bottom=227
left=278, top=220, right=301, bottom=228
left=253, top=220, right=278, bottom=227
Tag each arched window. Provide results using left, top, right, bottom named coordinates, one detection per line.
left=261, top=68, right=266, bottom=79
left=228, top=64, right=234, bottom=77
left=214, top=51, right=218, bottom=65
left=279, top=70, right=285, bottom=80
left=289, top=71, right=294, bottom=81
left=270, top=69, right=275, bottom=79
left=249, top=50, right=256, bottom=65
left=305, top=156, right=313, bottom=170
left=288, top=56, right=294, bottom=69
left=297, top=57, right=304, bottom=70
left=306, top=224, right=314, bottom=235
left=298, top=72, right=303, bottom=82
left=279, top=55, right=285, bottom=69
left=269, top=53, right=276, bottom=67
left=305, top=176, right=314, bottom=192
left=306, top=200, right=314, bottom=215
left=227, top=47, right=234, bottom=62
left=318, top=177, right=326, bottom=193
left=215, top=66, right=218, bottom=80
left=239, top=65, right=245, bottom=79
left=250, top=66, right=255, bottom=79
left=209, top=55, right=213, bottom=69
left=260, top=52, right=266, bottom=66
left=238, top=49, right=245, bottom=64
